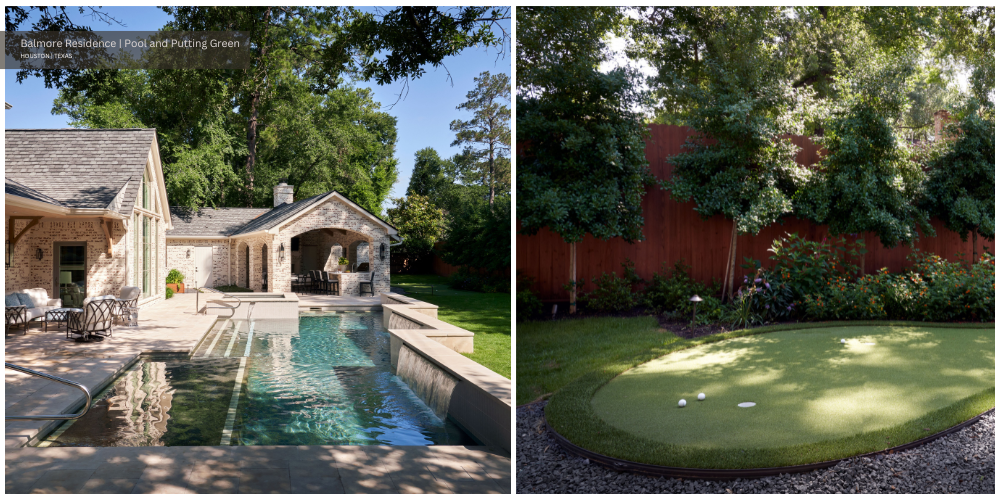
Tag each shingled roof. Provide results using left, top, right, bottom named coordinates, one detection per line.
left=229, top=193, right=329, bottom=236
left=5, top=129, right=157, bottom=215
left=4, top=178, right=66, bottom=207
left=168, top=207, right=271, bottom=237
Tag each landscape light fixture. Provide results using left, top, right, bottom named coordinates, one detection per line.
left=690, top=295, right=703, bottom=322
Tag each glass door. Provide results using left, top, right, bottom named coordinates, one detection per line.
left=55, top=243, right=86, bottom=307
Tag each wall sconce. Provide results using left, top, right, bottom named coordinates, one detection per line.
left=379, top=243, right=386, bottom=261
left=279, top=243, right=285, bottom=261
left=186, top=249, right=191, bottom=259
left=35, top=248, right=43, bottom=261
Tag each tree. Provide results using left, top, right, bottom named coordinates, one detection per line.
left=407, top=147, right=456, bottom=201
left=517, top=7, right=654, bottom=312
left=656, top=7, right=812, bottom=300
left=14, top=5, right=510, bottom=213
left=922, top=100, right=996, bottom=262
left=439, top=195, right=511, bottom=275
left=386, top=194, right=446, bottom=259
left=796, top=53, right=934, bottom=271
left=450, top=71, right=511, bottom=206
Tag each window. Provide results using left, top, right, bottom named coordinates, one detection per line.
left=142, top=216, right=150, bottom=296
left=142, top=170, right=150, bottom=210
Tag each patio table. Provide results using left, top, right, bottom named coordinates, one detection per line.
left=45, top=307, right=82, bottom=333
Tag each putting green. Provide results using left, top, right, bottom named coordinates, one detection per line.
left=590, top=325, right=994, bottom=462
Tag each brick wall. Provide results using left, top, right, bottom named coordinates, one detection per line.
left=273, top=197, right=390, bottom=295
left=165, top=239, right=231, bottom=288
left=5, top=216, right=166, bottom=304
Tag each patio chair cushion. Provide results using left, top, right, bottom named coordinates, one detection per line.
left=118, top=287, right=141, bottom=301
left=14, top=293, right=35, bottom=308
left=5, top=294, right=21, bottom=307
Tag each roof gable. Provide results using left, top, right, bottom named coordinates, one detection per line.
left=5, top=129, right=158, bottom=216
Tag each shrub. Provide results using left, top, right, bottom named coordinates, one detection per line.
left=690, top=295, right=727, bottom=326
left=642, top=260, right=718, bottom=318
left=516, top=272, right=543, bottom=321
left=166, top=269, right=185, bottom=285
left=767, top=232, right=862, bottom=309
left=338, top=256, right=349, bottom=265
left=581, top=262, right=637, bottom=313
left=802, top=251, right=995, bottom=322
left=737, top=264, right=796, bottom=323
left=449, top=268, right=511, bottom=293
left=165, top=287, right=174, bottom=299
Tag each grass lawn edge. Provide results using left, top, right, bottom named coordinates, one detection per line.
left=544, top=320, right=996, bottom=470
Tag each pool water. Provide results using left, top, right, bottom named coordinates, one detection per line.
left=37, top=312, right=473, bottom=447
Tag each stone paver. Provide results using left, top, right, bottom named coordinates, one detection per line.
left=5, top=445, right=509, bottom=494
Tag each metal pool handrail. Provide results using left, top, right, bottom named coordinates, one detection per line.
left=198, top=288, right=241, bottom=319
left=5, top=362, right=92, bottom=421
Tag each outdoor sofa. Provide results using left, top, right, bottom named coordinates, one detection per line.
left=5, top=288, right=63, bottom=333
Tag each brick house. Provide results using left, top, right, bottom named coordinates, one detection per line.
left=5, top=129, right=171, bottom=307
left=166, top=183, right=399, bottom=296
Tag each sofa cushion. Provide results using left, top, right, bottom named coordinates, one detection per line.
left=27, top=307, right=45, bottom=319
left=5, top=294, right=21, bottom=307
left=23, top=288, right=51, bottom=308
left=14, top=293, right=35, bottom=308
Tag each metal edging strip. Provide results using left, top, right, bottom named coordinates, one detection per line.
left=219, top=356, right=248, bottom=446
left=544, top=409, right=992, bottom=479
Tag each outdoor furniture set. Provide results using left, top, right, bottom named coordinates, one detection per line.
left=5, top=286, right=141, bottom=341
left=290, top=269, right=375, bottom=296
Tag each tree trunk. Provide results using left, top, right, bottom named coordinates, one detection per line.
left=488, top=142, right=495, bottom=206
left=569, top=241, right=577, bottom=314
left=245, top=91, right=259, bottom=207
left=724, top=222, right=738, bottom=301
left=722, top=221, right=734, bottom=301
left=243, top=6, right=272, bottom=207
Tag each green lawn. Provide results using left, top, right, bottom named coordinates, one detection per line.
left=543, top=321, right=994, bottom=469
left=391, top=274, right=510, bottom=379
left=516, top=316, right=684, bottom=405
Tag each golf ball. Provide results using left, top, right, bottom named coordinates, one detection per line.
left=678, top=399, right=687, bottom=408
left=698, top=393, right=706, bottom=401
left=841, top=339, right=846, bottom=343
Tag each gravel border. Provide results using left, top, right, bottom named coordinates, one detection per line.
left=516, top=402, right=995, bottom=494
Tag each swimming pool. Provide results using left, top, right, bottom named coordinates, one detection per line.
left=37, top=311, right=473, bottom=447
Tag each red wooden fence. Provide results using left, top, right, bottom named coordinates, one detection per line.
left=517, top=124, right=994, bottom=301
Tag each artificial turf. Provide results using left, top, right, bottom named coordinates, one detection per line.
left=516, top=316, right=683, bottom=405
left=391, top=274, right=510, bottom=379
left=546, top=322, right=995, bottom=469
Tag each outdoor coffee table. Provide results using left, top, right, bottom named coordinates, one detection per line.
left=45, top=307, right=82, bottom=334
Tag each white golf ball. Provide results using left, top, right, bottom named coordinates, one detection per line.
left=698, top=393, right=706, bottom=401
left=841, top=339, right=846, bottom=343
left=678, top=399, right=687, bottom=408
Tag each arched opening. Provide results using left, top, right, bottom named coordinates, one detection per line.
left=261, top=244, right=269, bottom=292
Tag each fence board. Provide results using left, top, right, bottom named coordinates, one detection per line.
left=517, top=124, right=994, bottom=300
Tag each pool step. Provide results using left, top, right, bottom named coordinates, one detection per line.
left=196, top=320, right=255, bottom=358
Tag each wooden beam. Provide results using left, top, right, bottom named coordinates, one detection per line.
left=100, top=219, right=114, bottom=257
left=8, top=216, right=42, bottom=250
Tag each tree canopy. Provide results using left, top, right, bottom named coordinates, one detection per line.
left=12, top=6, right=510, bottom=215
left=516, top=6, right=655, bottom=244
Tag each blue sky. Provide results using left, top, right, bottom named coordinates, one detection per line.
left=2, top=6, right=511, bottom=206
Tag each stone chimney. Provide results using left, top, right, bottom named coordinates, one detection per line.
left=273, top=181, right=294, bottom=207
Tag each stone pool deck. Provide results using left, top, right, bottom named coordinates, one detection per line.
left=4, top=293, right=511, bottom=494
